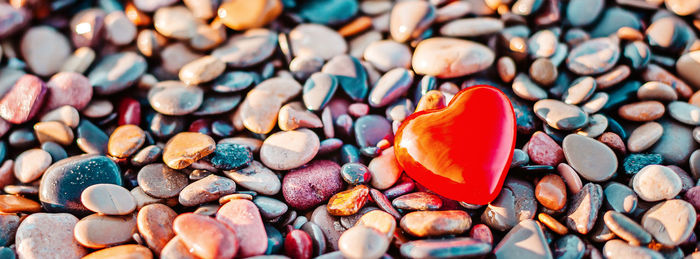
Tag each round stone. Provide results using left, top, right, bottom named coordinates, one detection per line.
left=107, top=124, right=145, bottom=159
left=137, top=204, right=177, bottom=254
left=223, top=161, right=280, bottom=195
left=627, top=122, right=663, bottom=153
left=368, top=68, right=414, bottom=108
left=527, top=131, right=564, bottom=167
left=14, top=148, right=51, bottom=183
left=562, top=134, right=617, bottom=182
left=20, top=26, right=71, bottom=77
left=162, top=132, right=216, bottom=170
left=481, top=178, right=537, bottom=231
left=529, top=58, right=557, bottom=86
left=412, top=37, right=494, bottom=78
left=173, top=213, right=238, bottom=259
left=44, top=72, right=92, bottom=111
left=363, top=40, right=412, bottom=72
left=74, top=214, right=137, bottom=248
left=604, top=182, right=638, bottom=214
left=178, top=56, right=225, bottom=85
left=632, top=165, right=682, bottom=202
left=81, top=184, right=136, bottom=215
left=148, top=81, right=204, bottom=116
left=260, top=128, right=319, bottom=170
left=566, top=37, right=620, bottom=75
left=677, top=51, right=700, bottom=89
left=512, top=73, right=547, bottom=101
left=39, top=155, right=122, bottom=214
left=290, top=24, right=347, bottom=60
left=368, top=147, right=402, bottom=190
left=339, top=226, right=389, bottom=259
left=282, top=160, right=344, bottom=210
left=303, top=72, right=338, bottom=111
left=340, top=162, right=372, bottom=185
left=534, top=99, right=589, bottom=131
left=153, top=6, right=198, bottom=40
left=137, top=163, right=188, bottom=199
left=16, top=213, right=87, bottom=258
left=642, top=199, right=696, bottom=246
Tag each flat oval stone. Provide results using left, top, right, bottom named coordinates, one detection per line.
left=0, top=194, right=41, bottom=213
left=627, top=122, right=663, bottom=153
left=14, top=148, right=51, bottom=183
left=217, top=0, right=281, bottom=31
left=368, top=68, right=414, bottom=108
left=34, top=121, right=74, bottom=146
left=440, top=17, right=503, bottom=37
left=148, top=81, right=203, bottom=116
left=20, top=26, right=71, bottom=77
left=529, top=58, right=558, bottom=86
left=400, top=237, right=491, bottom=259
left=137, top=163, right=188, bottom=199
left=16, top=213, right=87, bottom=259
left=212, top=29, right=277, bottom=68
left=162, top=132, right=215, bottom=170
left=603, top=239, right=663, bottom=259
left=212, top=72, right=255, bottom=93
left=637, top=81, right=677, bottom=101
left=137, top=203, right=177, bottom=255
left=642, top=64, right=693, bottom=99
left=0, top=74, right=47, bottom=124
left=239, top=77, right=302, bottom=134
left=298, top=0, right=357, bottom=25
left=39, top=155, right=122, bottom=214
left=512, top=73, right=547, bottom=101
left=389, top=0, right=435, bottom=43
left=563, top=76, right=596, bottom=105
left=401, top=210, right=471, bottom=237
left=363, top=40, right=411, bottom=72
left=582, top=92, right=608, bottom=114
left=412, top=37, right=494, bottom=78
left=677, top=51, right=700, bottom=89
left=576, top=113, right=607, bottom=138
left=178, top=56, right=225, bottom=85
left=603, top=211, right=652, bottom=245
left=44, top=72, right=92, bottom=111
left=74, top=214, right=137, bottom=248
left=260, top=128, right=319, bottom=170
left=565, top=183, right=603, bottom=235
left=590, top=7, right=641, bottom=38
left=88, top=52, right=147, bottom=95
left=604, top=182, right=637, bottom=214
left=534, top=99, right=588, bottom=131
left=535, top=174, right=567, bottom=211
left=651, top=120, right=698, bottom=165
left=290, top=24, right=347, bottom=60
left=82, top=244, right=152, bottom=259
left=327, top=185, right=370, bottom=216
left=216, top=199, right=268, bottom=257
left=481, top=178, right=537, bottom=231
left=223, top=160, right=280, bottom=195
left=368, top=147, right=402, bottom=190
left=107, top=125, right=145, bottom=158
left=310, top=205, right=345, bottom=251
left=632, top=165, right=682, bottom=202
left=81, top=184, right=135, bottom=215
left=668, top=101, right=700, bottom=126
left=392, top=192, right=442, bottom=211
left=642, top=199, right=696, bottom=246
left=566, top=37, right=620, bottom=75
left=303, top=72, right=338, bottom=111
left=173, top=213, right=237, bottom=259
left=338, top=226, right=389, bottom=259
left=153, top=6, right=198, bottom=40
left=254, top=196, right=287, bottom=219
left=618, top=101, right=665, bottom=122
left=493, top=220, right=552, bottom=259
left=562, top=134, right=617, bottom=182
left=178, top=175, right=236, bottom=207
left=282, top=160, right=344, bottom=210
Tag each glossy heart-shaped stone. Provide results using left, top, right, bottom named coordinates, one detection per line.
left=394, top=85, right=516, bottom=205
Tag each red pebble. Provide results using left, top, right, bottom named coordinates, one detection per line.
left=284, top=229, right=313, bottom=259
left=172, top=213, right=238, bottom=259
left=394, top=86, right=516, bottom=204
left=527, top=131, right=564, bottom=166
left=189, top=118, right=212, bottom=135
left=118, top=97, right=141, bottom=125
left=470, top=224, right=493, bottom=244
left=0, top=74, right=47, bottom=124
left=44, top=71, right=92, bottom=111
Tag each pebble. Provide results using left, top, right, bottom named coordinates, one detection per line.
left=493, top=220, right=553, bottom=259
left=677, top=51, right=700, bottom=89
left=137, top=204, right=177, bottom=255
left=623, top=153, right=663, bottom=175
left=627, top=122, right=663, bottom=153
left=253, top=196, right=287, bottom=219
left=576, top=114, right=607, bottom=138
left=369, top=68, right=414, bottom=108
left=642, top=199, right=697, bottom=246
left=15, top=213, right=87, bottom=259
left=604, top=182, right=638, bottom=214
left=566, top=0, right=604, bottom=26
left=20, top=26, right=71, bottom=77
left=0, top=3, right=29, bottom=38
left=82, top=244, right=153, bottom=259
left=603, top=211, right=652, bottom=245
left=13, top=148, right=51, bottom=183
left=0, top=74, right=46, bottom=124
left=392, top=192, right=442, bottom=211
left=162, top=132, right=215, bottom=170
left=651, top=120, right=698, bottom=165
left=137, top=163, right=188, bottom=199
left=643, top=64, right=693, bottom=99
left=566, top=37, right=620, bottom=75
left=278, top=102, right=323, bottom=131
left=44, top=72, right=92, bottom=112
left=529, top=58, right=557, bottom=86
left=327, top=185, right=369, bottom=216
left=283, top=160, right=344, bottom=211
left=260, top=128, right=319, bottom=170
left=81, top=184, right=135, bottom=215
left=239, top=77, right=302, bottom=134
left=668, top=101, right=700, bottom=126
left=637, top=81, right=677, bottom=101
left=363, top=40, right=411, bottom=72
left=553, top=235, right=585, bottom=259
left=173, top=213, right=237, bottom=259
left=34, top=121, right=73, bottom=146
left=298, top=0, right=357, bottom=25
left=178, top=175, right=236, bottom=207
left=534, top=99, right=588, bottom=130
left=512, top=73, right=547, bottom=101
left=178, top=56, right=225, bottom=85
left=440, top=17, right=503, bottom=37
left=538, top=213, right=568, bottom=235
left=285, top=229, right=313, bottom=259
left=216, top=199, right=268, bottom=257
left=389, top=0, right=435, bottom=43
left=535, top=174, right=567, bottom=210
left=481, top=178, right=537, bottom=231
left=107, top=125, right=145, bottom=158
left=153, top=6, right=197, bottom=40
left=632, top=165, right=682, bottom=202
left=400, top=238, right=491, bottom=259
left=223, top=161, right=280, bottom=195
left=412, top=38, right=494, bottom=78
left=367, top=147, right=402, bottom=190
left=400, top=210, right=471, bottom=237
left=322, top=55, right=369, bottom=101
left=206, top=143, right=252, bottom=170
left=290, top=24, right=347, bottom=60
left=527, top=131, right=564, bottom=166
left=562, top=134, right=617, bottom=182
left=39, top=155, right=122, bottom=214
left=338, top=226, right=389, bottom=259
left=340, top=163, right=371, bottom=185
left=303, top=73, right=337, bottom=111
left=74, top=213, right=137, bottom=248
left=563, top=76, right=596, bottom=105
left=0, top=213, right=18, bottom=246
left=565, top=183, right=603, bottom=234
left=148, top=81, right=204, bottom=116
left=0, top=195, right=41, bottom=213
left=603, top=239, right=663, bottom=259
left=160, top=236, right=197, bottom=259
left=217, top=0, right=282, bottom=31
left=212, top=29, right=278, bottom=68
left=104, top=11, right=136, bottom=46
left=88, top=52, right=147, bottom=95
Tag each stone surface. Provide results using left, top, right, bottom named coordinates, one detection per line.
left=400, top=210, right=471, bottom=237
left=81, top=184, right=135, bottom=215
left=642, top=199, right=697, bottom=247
left=162, top=132, right=215, bottom=170
left=137, top=203, right=177, bottom=255
left=216, top=199, right=268, bottom=257
left=73, top=213, right=137, bottom=248
left=562, top=134, right=617, bottom=182
left=565, top=183, right=603, bottom=235
left=260, top=128, right=319, bottom=170
left=412, top=38, right=494, bottom=78
left=15, top=213, right=87, bottom=259
left=493, top=220, right=553, bottom=259
left=173, top=213, right=238, bottom=259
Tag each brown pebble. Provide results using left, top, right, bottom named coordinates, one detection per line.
left=497, top=56, right=516, bottom=83
left=217, top=0, right=282, bottom=31
left=34, top=121, right=74, bottom=146
left=137, top=163, right=189, bottom=199
left=0, top=194, right=41, bottom=213
left=529, top=58, right=557, bottom=86
left=538, top=213, right=567, bottom=235
left=618, top=101, right=665, bottom=122
left=173, top=213, right=238, bottom=259
left=535, top=174, right=567, bottom=210
left=400, top=210, right=471, bottom=237
left=597, top=132, right=627, bottom=156
left=137, top=204, right=177, bottom=255
left=74, top=213, right=137, bottom=248
left=178, top=175, right=236, bottom=207
left=162, top=132, right=216, bottom=170
left=108, top=124, right=146, bottom=159
left=327, top=185, right=370, bottom=216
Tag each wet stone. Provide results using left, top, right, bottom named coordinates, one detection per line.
left=566, top=37, right=620, bottom=75
left=278, top=102, right=323, bottom=131
left=283, top=160, right=344, bottom=210
left=15, top=213, right=87, bottom=259
left=565, top=182, right=603, bottom=235
left=401, top=210, right=471, bottom=237
left=354, top=115, right=392, bottom=148
left=363, top=40, right=412, bottom=72
left=637, top=81, right=677, bottom=102
left=534, top=99, right=588, bottom=131
left=74, top=213, right=137, bottom=248
left=39, top=155, right=122, bottom=214
left=368, top=147, right=402, bottom=190
left=668, top=101, right=700, bottom=126
left=223, top=160, right=280, bottom=196
left=178, top=56, right=225, bottom=85
left=285, top=229, right=313, bottom=259
left=290, top=24, right=346, bottom=60
left=137, top=203, right=176, bottom=255
left=148, top=81, right=204, bottom=116
left=493, top=220, right=553, bottom=259
left=137, top=163, right=188, bottom=199
left=217, top=0, right=281, bottom=31
left=179, top=175, right=236, bottom=207
left=20, top=26, right=71, bottom=77
left=216, top=198, right=268, bottom=257
left=162, top=132, right=215, bottom=170
left=260, top=128, right=319, bottom=170
left=563, top=134, right=617, bottom=182
left=618, top=101, right=665, bottom=122
left=481, top=178, right=537, bottom=231
left=535, top=174, right=567, bottom=211
left=88, top=52, right=147, bottom=95
left=0, top=74, right=46, bottom=124
left=651, top=120, right=698, bottom=165
left=239, top=77, right=302, bottom=134
left=400, top=237, right=491, bottom=259
left=369, top=68, right=414, bottom=108
left=604, top=182, right=637, bottom=214
left=44, top=72, right=92, bottom=112
left=327, top=185, right=370, bottom=216
left=81, top=184, right=135, bottom=215
left=642, top=199, right=696, bottom=246
left=392, top=192, right=442, bottom=211
left=563, top=76, right=596, bottom=105
left=632, top=165, right=682, bottom=202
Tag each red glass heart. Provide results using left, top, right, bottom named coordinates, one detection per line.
left=394, top=85, right=516, bottom=205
